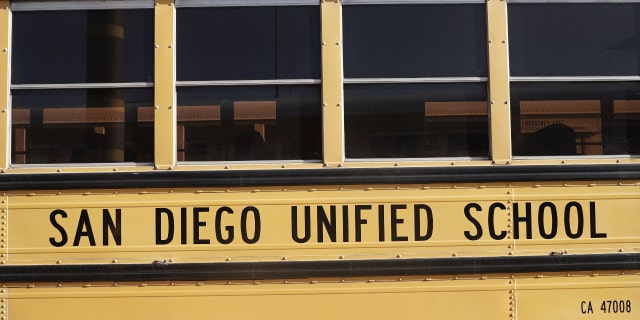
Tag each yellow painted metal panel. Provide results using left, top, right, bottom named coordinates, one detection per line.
left=516, top=273, right=640, bottom=320
left=487, top=0, right=512, bottom=163
left=321, top=0, right=344, bottom=166
left=0, top=2, right=9, bottom=170
left=511, top=185, right=640, bottom=256
left=6, top=277, right=512, bottom=320
left=5, top=183, right=639, bottom=264
left=154, top=0, right=177, bottom=169
left=6, top=185, right=514, bottom=264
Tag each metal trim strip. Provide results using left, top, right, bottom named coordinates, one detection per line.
left=1, top=253, right=638, bottom=282
left=1, top=164, right=640, bottom=190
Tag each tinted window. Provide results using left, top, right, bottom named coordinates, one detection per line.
left=511, top=82, right=640, bottom=156
left=345, top=83, right=488, bottom=158
left=509, top=4, right=640, bottom=76
left=12, top=10, right=154, bottom=84
left=12, top=89, right=154, bottom=164
left=177, top=6, right=321, bottom=81
left=177, top=86, right=321, bottom=161
left=343, top=4, right=487, bottom=78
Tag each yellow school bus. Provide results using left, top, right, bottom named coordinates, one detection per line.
left=0, top=0, right=639, bottom=319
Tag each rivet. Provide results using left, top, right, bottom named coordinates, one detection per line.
left=335, top=42, right=340, bottom=45
left=322, top=41, right=327, bottom=45
left=154, top=105, right=159, bottom=109
left=336, top=103, right=341, bottom=107
left=154, top=44, right=159, bottom=48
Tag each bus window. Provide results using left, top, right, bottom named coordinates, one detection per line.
left=176, top=5, right=321, bottom=162
left=11, top=89, right=153, bottom=164
left=509, top=3, right=640, bottom=156
left=343, top=4, right=488, bottom=159
left=511, top=82, right=640, bottom=156
left=176, top=86, right=321, bottom=162
left=344, top=83, right=488, bottom=159
left=11, top=9, right=154, bottom=164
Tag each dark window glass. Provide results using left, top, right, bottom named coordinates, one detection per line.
left=177, top=6, right=320, bottom=81
left=509, top=4, right=640, bottom=76
left=343, top=4, right=487, bottom=78
left=12, top=10, right=154, bottom=84
left=11, top=89, right=154, bottom=164
left=511, top=82, right=640, bottom=156
left=177, top=86, right=321, bottom=161
left=345, top=83, right=488, bottom=158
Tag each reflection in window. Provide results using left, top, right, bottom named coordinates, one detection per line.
left=177, top=86, right=321, bottom=161
left=11, top=89, right=154, bottom=164
left=509, top=3, right=640, bottom=77
left=345, top=83, right=488, bottom=158
left=343, top=4, right=487, bottom=78
left=12, top=9, right=154, bottom=84
left=511, top=82, right=640, bottom=156
left=177, top=6, right=320, bottom=81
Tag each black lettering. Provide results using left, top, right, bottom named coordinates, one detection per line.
left=49, top=209, right=68, bottom=247
left=464, top=203, right=483, bottom=240
left=538, top=202, right=558, bottom=239
left=215, top=206, right=234, bottom=244
left=193, top=207, right=210, bottom=244
left=180, top=207, right=188, bottom=245
left=589, top=202, right=607, bottom=238
left=414, top=204, right=433, bottom=241
left=291, top=206, right=311, bottom=243
left=241, top=206, right=261, bottom=244
left=564, top=202, right=584, bottom=239
left=73, top=209, right=96, bottom=246
left=390, top=204, right=408, bottom=241
left=102, top=208, right=121, bottom=246
left=354, top=205, right=370, bottom=242
left=378, top=205, right=385, bottom=242
left=342, top=205, right=350, bottom=242
left=317, top=205, right=337, bottom=243
left=513, top=202, right=533, bottom=239
left=488, top=202, right=507, bottom=240
left=155, top=208, right=174, bottom=245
